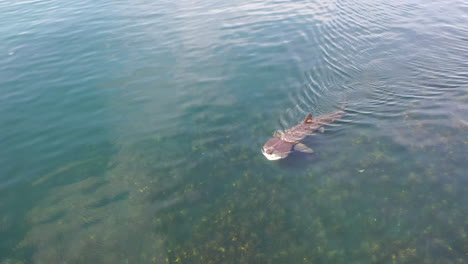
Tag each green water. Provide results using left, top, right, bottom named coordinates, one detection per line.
left=1, top=0, right=467, bottom=263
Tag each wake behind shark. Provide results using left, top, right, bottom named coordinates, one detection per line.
left=262, top=105, right=345, bottom=160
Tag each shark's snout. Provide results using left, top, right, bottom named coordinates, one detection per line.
left=262, top=138, right=293, bottom=161
left=262, top=147, right=285, bottom=160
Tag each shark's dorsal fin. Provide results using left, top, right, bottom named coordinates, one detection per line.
left=303, top=114, right=313, bottom=123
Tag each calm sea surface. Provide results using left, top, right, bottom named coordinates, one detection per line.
left=1, top=0, right=467, bottom=263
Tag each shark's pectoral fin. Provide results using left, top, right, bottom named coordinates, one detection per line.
left=294, top=143, right=314, bottom=153
left=273, top=130, right=284, bottom=138
left=319, top=127, right=325, bottom=133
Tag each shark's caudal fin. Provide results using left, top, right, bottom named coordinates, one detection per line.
left=341, top=95, right=347, bottom=111
left=303, top=114, right=313, bottom=123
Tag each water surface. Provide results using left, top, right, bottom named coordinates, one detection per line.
left=1, top=0, right=467, bottom=263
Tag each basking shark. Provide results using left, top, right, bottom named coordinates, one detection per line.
left=262, top=107, right=345, bottom=160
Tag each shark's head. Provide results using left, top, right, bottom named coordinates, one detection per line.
left=262, top=138, right=294, bottom=160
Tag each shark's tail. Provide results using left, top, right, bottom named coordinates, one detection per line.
left=340, top=95, right=347, bottom=111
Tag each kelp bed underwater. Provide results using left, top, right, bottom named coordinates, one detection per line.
left=2, top=116, right=466, bottom=264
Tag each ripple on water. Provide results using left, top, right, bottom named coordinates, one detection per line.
left=1, top=0, right=468, bottom=263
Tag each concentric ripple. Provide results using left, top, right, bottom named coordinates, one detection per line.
left=0, top=0, right=467, bottom=263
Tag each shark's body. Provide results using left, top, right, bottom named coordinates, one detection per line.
left=262, top=108, right=345, bottom=160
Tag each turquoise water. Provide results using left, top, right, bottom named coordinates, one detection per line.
left=1, top=0, right=467, bottom=263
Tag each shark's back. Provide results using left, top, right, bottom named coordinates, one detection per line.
left=314, top=109, right=345, bottom=125
left=281, top=109, right=345, bottom=143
